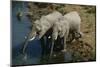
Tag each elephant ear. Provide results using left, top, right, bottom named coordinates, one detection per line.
left=56, top=21, right=61, bottom=32
left=34, top=20, right=42, bottom=32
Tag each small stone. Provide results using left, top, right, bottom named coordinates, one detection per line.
left=53, top=54, right=57, bottom=57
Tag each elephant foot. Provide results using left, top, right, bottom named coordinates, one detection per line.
left=61, top=49, right=67, bottom=53
left=23, top=54, right=27, bottom=61
left=53, top=54, right=57, bottom=57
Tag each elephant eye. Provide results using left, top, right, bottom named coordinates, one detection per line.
left=35, top=25, right=40, bottom=30
left=58, top=30, right=60, bottom=33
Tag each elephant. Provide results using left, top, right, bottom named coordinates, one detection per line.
left=22, top=11, right=63, bottom=59
left=52, top=11, right=83, bottom=53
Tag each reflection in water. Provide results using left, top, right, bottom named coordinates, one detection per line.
left=12, top=1, right=72, bottom=66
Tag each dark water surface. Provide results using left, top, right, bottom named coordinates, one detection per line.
left=12, top=1, right=42, bottom=65
left=12, top=1, right=72, bottom=66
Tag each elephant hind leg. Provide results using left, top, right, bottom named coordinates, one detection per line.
left=67, top=32, right=75, bottom=43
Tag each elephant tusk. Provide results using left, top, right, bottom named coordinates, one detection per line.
left=29, top=36, right=35, bottom=41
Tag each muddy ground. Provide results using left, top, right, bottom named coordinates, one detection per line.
left=25, top=2, right=96, bottom=63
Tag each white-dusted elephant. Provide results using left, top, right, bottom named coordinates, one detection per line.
left=52, top=11, right=83, bottom=52
left=22, top=11, right=63, bottom=56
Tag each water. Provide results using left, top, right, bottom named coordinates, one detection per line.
left=12, top=1, right=42, bottom=65
left=12, top=1, right=72, bottom=66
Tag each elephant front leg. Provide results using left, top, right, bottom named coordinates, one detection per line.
left=49, top=39, right=55, bottom=60
left=62, top=31, right=69, bottom=53
left=40, top=36, right=46, bottom=60
left=62, top=36, right=67, bottom=52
